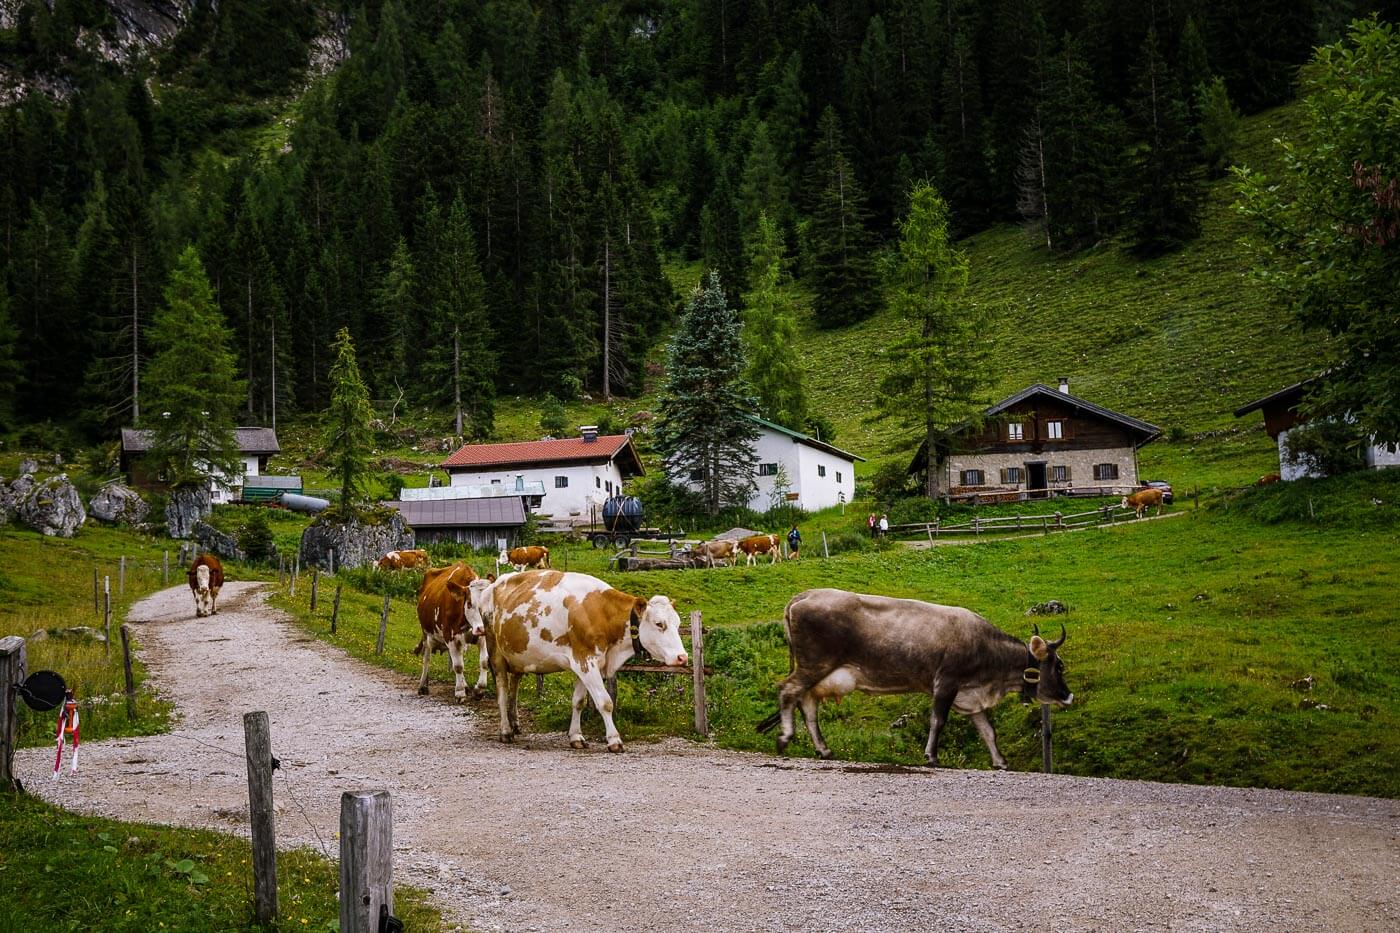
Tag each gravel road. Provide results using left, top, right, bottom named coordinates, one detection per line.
left=18, top=582, right=1400, bottom=932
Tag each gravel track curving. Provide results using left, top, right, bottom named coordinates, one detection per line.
left=18, top=582, right=1400, bottom=932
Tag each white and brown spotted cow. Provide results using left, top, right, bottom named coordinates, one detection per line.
left=377, top=548, right=430, bottom=571
left=737, top=533, right=781, bottom=566
left=187, top=554, right=224, bottom=618
left=414, top=562, right=486, bottom=700
left=474, top=570, right=688, bottom=752
left=499, top=545, right=550, bottom=571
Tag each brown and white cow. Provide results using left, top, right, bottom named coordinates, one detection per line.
left=377, top=548, right=430, bottom=571
left=187, top=554, right=224, bottom=618
left=475, top=570, right=688, bottom=752
left=686, top=538, right=737, bottom=568
left=737, top=533, right=781, bottom=566
left=758, top=588, right=1074, bottom=768
left=500, top=545, right=550, bottom=570
left=1121, top=486, right=1165, bottom=518
left=414, top=562, right=487, bottom=701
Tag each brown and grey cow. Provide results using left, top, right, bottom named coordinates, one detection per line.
left=758, top=588, right=1074, bottom=768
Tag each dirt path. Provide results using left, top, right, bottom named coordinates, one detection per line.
left=18, top=583, right=1400, bottom=932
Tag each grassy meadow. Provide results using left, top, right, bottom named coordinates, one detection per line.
left=274, top=471, right=1400, bottom=799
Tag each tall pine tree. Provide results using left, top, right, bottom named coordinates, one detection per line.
left=805, top=107, right=880, bottom=328
left=323, top=326, right=376, bottom=508
left=655, top=271, right=760, bottom=515
left=1126, top=29, right=1205, bottom=256
left=742, top=212, right=808, bottom=432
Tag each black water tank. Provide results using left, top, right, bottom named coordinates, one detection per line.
left=601, top=495, right=644, bottom=532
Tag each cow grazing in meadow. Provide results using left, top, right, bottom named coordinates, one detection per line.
left=1121, top=486, right=1165, bottom=518
left=757, top=588, right=1074, bottom=768
left=1257, top=473, right=1281, bottom=486
left=187, top=554, right=224, bottom=618
left=377, top=549, right=430, bottom=571
left=687, top=539, right=737, bottom=568
left=475, top=570, right=688, bottom=752
left=500, top=545, right=550, bottom=570
left=737, top=534, right=781, bottom=566
left=414, top=562, right=486, bottom=701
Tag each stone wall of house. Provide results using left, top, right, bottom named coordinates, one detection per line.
left=945, top=446, right=1141, bottom=492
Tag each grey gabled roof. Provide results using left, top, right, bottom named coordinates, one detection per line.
left=1233, top=377, right=1317, bottom=418
left=383, top=496, right=526, bottom=529
left=980, top=384, right=1161, bottom=441
left=746, top=414, right=866, bottom=462
left=121, top=426, right=281, bottom=455
left=242, top=475, right=302, bottom=490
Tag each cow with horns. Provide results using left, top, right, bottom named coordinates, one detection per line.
left=758, top=588, right=1074, bottom=768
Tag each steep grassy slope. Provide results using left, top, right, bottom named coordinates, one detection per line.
left=791, top=102, right=1316, bottom=489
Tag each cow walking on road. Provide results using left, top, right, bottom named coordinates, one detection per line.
left=187, top=554, right=224, bottom=618
left=415, top=562, right=486, bottom=701
left=758, top=588, right=1074, bottom=768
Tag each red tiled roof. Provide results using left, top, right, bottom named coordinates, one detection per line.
left=442, top=435, right=644, bottom=475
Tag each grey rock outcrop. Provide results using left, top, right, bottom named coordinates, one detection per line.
left=192, top=521, right=246, bottom=562
left=18, top=474, right=87, bottom=537
left=0, top=477, right=16, bottom=524
left=18, top=458, right=39, bottom=476
left=300, top=509, right=414, bottom=570
left=90, top=483, right=150, bottom=525
left=165, top=485, right=211, bottom=538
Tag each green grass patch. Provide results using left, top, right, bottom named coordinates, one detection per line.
left=0, top=792, right=443, bottom=933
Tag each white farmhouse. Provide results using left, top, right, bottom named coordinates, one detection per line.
left=1235, top=378, right=1400, bottom=480
left=670, top=415, right=864, bottom=513
left=441, top=427, right=644, bottom=523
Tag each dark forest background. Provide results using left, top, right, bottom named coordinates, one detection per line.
left=1, top=0, right=1394, bottom=442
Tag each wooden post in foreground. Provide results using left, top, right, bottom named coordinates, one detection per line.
left=163, top=550, right=169, bottom=586
left=103, top=577, right=112, bottom=658
left=0, top=636, right=25, bottom=790
left=690, top=611, right=708, bottom=736
left=291, top=555, right=299, bottom=596
left=120, top=625, right=136, bottom=720
left=375, top=595, right=390, bottom=654
left=331, top=584, right=343, bottom=634
left=821, top=531, right=829, bottom=559
left=119, top=556, right=125, bottom=595
left=93, top=567, right=99, bottom=615
left=243, top=711, right=279, bottom=925
left=340, top=790, right=394, bottom=933
left=310, top=569, right=319, bottom=612
left=1041, top=705, right=1053, bottom=774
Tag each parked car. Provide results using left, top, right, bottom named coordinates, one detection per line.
left=1144, top=480, right=1174, bottom=504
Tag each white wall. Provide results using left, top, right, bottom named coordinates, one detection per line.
left=450, top=462, right=626, bottom=521
left=793, top=443, right=857, bottom=511
left=671, top=426, right=859, bottom=513
left=1366, top=441, right=1400, bottom=470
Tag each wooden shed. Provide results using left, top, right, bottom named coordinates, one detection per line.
left=382, top=496, right=527, bottom=547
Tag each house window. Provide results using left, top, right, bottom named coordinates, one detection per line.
left=490, top=479, right=502, bottom=485
left=758, top=463, right=779, bottom=476
left=1046, top=420, right=1065, bottom=440
left=1007, top=423, right=1024, bottom=442
left=596, top=476, right=601, bottom=488
left=554, top=476, right=569, bottom=488
left=689, top=468, right=704, bottom=482
left=1093, top=463, right=1119, bottom=481
left=606, top=480, right=614, bottom=493
left=817, top=465, right=826, bottom=478
left=1000, top=467, right=1023, bottom=484
left=960, top=469, right=985, bottom=486
left=836, top=471, right=843, bottom=483
left=1051, top=465, right=1071, bottom=483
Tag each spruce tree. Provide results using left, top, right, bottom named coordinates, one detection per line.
left=0, top=286, right=19, bottom=431
left=324, top=326, right=375, bottom=508
left=1042, top=34, right=1125, bottom=250
left=142, top=246, right=244, bottom=488
left=1126, top=29, right=1204, bottom=256
left=655, top=271, right=760, bottom=515
left=876, top=183, right=995, bottom=498
left=742, top=212, right=808, bottom=432
left=1196, top=76, right=1241, bottom=177
left=370, top=236, right=415, bottom=397
left=805, top=108, right=880, bottom=328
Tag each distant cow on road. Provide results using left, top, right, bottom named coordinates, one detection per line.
left=187, top=554, right=224, bottom=618
left=1121, top=487, right=1165, bottom=518
left=758, top=588, right=1074, bottom=768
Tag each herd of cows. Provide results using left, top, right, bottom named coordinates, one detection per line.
left=184, top=546, right=1075, bottom=767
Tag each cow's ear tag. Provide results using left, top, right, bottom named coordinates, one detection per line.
left=1029, top=635, right=1049, bottom=660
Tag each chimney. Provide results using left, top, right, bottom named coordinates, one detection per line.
left=580, top=425, right=599, bottom=443
left=1058, top=378, right=1070, bottom=395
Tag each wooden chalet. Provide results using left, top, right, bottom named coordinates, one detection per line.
left=908, top=379, right=1160, bottom=498
left=1234, top=377, right=1400, bottom=479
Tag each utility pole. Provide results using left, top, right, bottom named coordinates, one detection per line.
left=131, top=246, right=140, bottom=423
left=602, top=237, right=611, bottom=400
left=453, top=326, right=462, bottom=437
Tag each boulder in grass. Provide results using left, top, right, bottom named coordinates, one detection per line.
left=300, top=508, right=414, bottom=570
left=165, top=485, right=211, bottom=539
left=1025, top=600, right=1069, bottom=616
left=90, top=483, right=150, bottom=525
left=18, top=474, right=87, bottom=537
left=192, top=520, right=246, bottom=561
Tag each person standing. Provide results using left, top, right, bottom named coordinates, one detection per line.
left=867, top=512, right=877, bottom=538
left=787, top=524, right=802, bottom=559
left=878, top=514, right=889, bottom=538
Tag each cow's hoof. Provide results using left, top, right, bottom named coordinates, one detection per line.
left=570, top=739, right=588, bottom=749
left=924, top=757, right=940, bottom=768
left=454, top=692, right=467, bottom=702
left=417, top=686, right=429, bottom=696
left=818, top=750, right=834, bottom=761
left=606, top=741, right=624, bottom=753
left=776, top=736, right=790, bottom=754
left=499, top=733, right=514, bottom=744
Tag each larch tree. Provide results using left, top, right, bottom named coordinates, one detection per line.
left=323, top=326, right=376, bottom=508
left=742, top=211, right=808, bottom=432
left=655, top=271, right=760, bottom=515
left=142, top=245, right=244, bottom=488
left=877, top=182, right=995, bottom=498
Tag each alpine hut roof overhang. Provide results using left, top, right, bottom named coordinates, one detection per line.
left=441, top=433, right=645, bottom=476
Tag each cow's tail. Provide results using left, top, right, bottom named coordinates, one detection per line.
left=755, top=597, right=799, bottom=734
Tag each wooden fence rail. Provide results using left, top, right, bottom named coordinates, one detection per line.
left=892, top=503, right=1155, bottom=539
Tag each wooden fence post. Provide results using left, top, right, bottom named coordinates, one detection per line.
left=331, top=584, right=343, bottom=634
left=375, top=595, right=390, bottom=654
left=926, top=523, right=934, bottom=544
left=310, top=569, right=319, bottom=612
left=93, top=566, right=99, bottom=615
left=340, top=790, right=394, bottom=933
left=103, top=577, right=112, bottom=658
left=1054, top=511, right=1063, bottom=531
left=119, top=556, right=125, bottom=595
left=821, top=531, right=829, bottom=559
left=329, top=549, right=336, bottom=575
left=291, top=555, right=299, bottom=596
left=120, top=625, right=136, bottom=720
left=243, top=711, right=278, bottom=925
left=690, top=611, right=707, bottom=736
left=973, top=517, right=981, bottom=536
left=1041, top=705, right=1053, bottom=774
left=1, top=635, right=25, bottom=790
left=162, top=550, right=169, bottom=586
